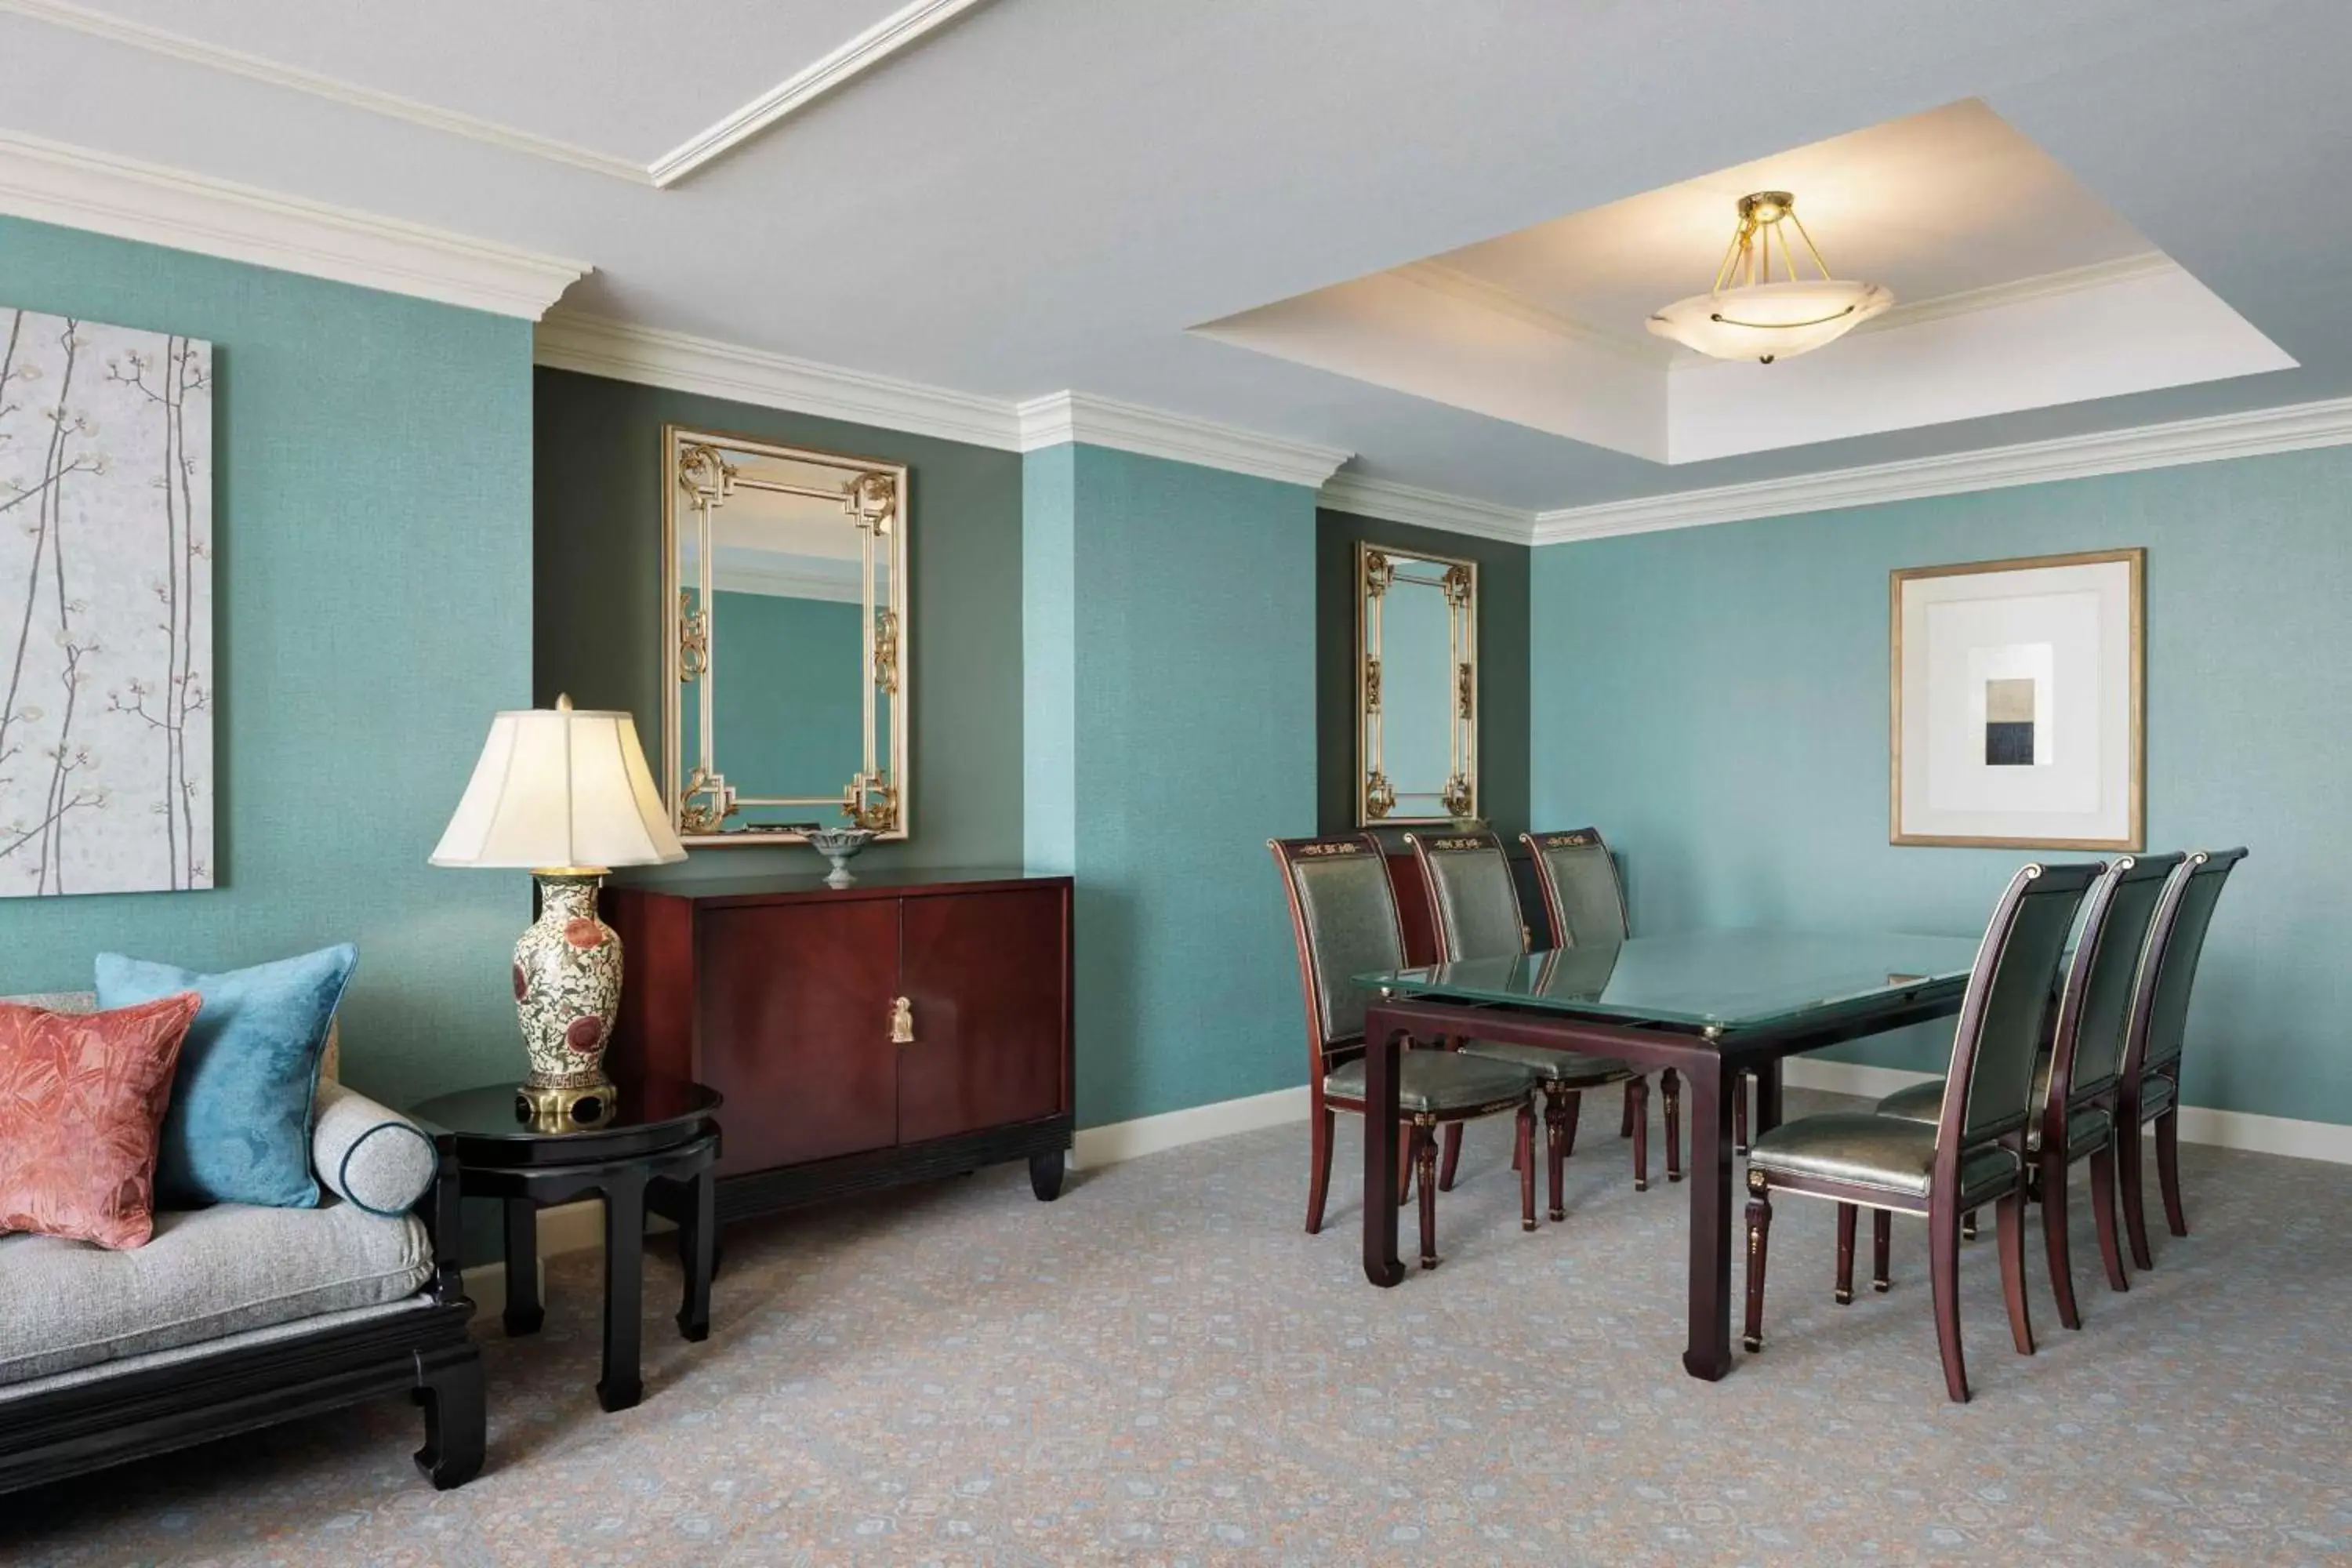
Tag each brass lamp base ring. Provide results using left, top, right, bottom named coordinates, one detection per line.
left=517, top=1078, right=617, bottom=1131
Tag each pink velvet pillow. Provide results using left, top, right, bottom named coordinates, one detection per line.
left=0, top=993, right=203, bottom=1250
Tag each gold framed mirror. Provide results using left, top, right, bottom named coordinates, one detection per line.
left=1357, top=540, right=1476, bottom=826
left=662, top=424, right=909, bottom=845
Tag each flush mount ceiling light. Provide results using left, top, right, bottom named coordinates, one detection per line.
left=1647, top=191, right=1893, bottom=364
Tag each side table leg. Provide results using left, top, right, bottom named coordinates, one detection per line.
left=677, top=1166, right=714, bottom=1343
left=503, top=1198, right=543, bottom=1337
left=598, top=1181, right=646, bottom=1412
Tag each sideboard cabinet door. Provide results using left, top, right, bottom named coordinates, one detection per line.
left=896, top=887, right=1068, bottom=1145
left=698, top=899, right=901, bottom=1174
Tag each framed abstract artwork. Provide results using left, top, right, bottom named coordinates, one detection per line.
left=0, top=307, right=214, bottom=897
left=1891, top=548, right=2143, bottom=850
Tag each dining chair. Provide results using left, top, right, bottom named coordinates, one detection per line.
left=1873, top=853, right=2181, bottom=1326
left=1521, top=827, right=1706, bottom=1170
left=1742, top=860, right=2102, bottom=1402
left=2115, top=848, right=2249, bottom=1270
left=1406, top=829, right=1650, bottom=1218
left=1269, top=833, right=1540, bottom=1269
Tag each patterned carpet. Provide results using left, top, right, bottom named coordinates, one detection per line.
left=5, top=1087, right=2347, bottom=1566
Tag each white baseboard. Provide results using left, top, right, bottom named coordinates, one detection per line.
left=1780, top=1059, right=2352, bottom=1166
left=1071, top=1084, right=1311, bottom=1170
left=457, top=1200, right=610, bottom=1319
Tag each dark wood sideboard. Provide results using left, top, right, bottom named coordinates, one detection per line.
left=604, top=869, right=1074, bottom=1228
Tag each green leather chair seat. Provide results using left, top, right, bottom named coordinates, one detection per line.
left=2137, top=1073, right=2178, bottom=1116
left=1454, top=1039, right=1637, bottom=1087
left=1323, top=1050, right=1536, bottom=1114
left=1748, top=1113, right=2020, bottom=1205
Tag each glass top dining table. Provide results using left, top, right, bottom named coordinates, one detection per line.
left=1350, top=928, right=1988, bottom=1385
left=1357, top=930, right=1985, bottom=1035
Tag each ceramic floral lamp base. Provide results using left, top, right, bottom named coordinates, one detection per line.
left=511, top=872, right=626, bottom=1123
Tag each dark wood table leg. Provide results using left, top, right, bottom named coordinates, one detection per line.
left=502, top=1196, right=544, bottom=1336
left=1361, top=1011, right=1405, bottom=1287
left=677, top=1164, right=713, bottom=1343
left=1682, top=1054, right=1736, bottom=1381
left=1754, top=1058, right=1785, bottom=1140
left=597, top=1179, right=647, bottom=1412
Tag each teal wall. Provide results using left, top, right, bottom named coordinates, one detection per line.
left=1317, top=510, right=1532, bottom=840
left=535, top=368, right=1025, bottom=877
left=681, top=590, right=864, bottom=806
left=1025, top=445, right=1319, bottom=1127
left=0, top=215, right=535, bottom=1107
left=1530, top=446, right=2351, bottom=1126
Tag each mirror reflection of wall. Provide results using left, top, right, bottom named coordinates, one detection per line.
left=1358, top=542, right=1477, bottom=826
left=666, top=429, right=909, bottom=844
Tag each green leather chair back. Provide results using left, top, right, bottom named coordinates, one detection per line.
left=2054, top=852, right=2183, bottom=1098
left=2130, top=848, right=2249, bottom=1074
left=1406, top=829, right=1527, bottom=963
left=1944, top=861, right=2103, bottom=1148
left=1521, top=828, right=1630, bottom=946
left=1269, top=834, right=1407, bottom=1058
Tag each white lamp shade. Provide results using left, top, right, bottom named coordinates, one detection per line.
left=430, top=702, right=687, bottom=871
left=1646, top=279, right=1895, bottom=362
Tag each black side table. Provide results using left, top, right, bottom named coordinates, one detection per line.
left=412, top=1079, right=721, bottom=1413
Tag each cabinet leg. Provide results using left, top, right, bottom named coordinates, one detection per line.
left=502, top=1197, right=543, bottom=1337
left=598, top=1181, right=646, bottom=1413
left=677, top=1168, right=714, bottom=1343
left=1029, top=1149, right=1067, bottom=1202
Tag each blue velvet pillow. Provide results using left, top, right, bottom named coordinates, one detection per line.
left=95, top=944, right=358, bottom=1210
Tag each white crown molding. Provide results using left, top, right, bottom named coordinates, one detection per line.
left=1016, top=392, right=1352, bottom=488
left=535, top=312, right=1022, bottom=448
left=1317, top=472, right=1537, bottom=544
left=0, top=129, right=589, bottom=318
left=650, top=0, right=999, bottom=186
left=0, top=0, right=648, bottom=184
left=1847, top=251, right=2179, bottom=342
left=1533, top=394, right=2352, bottom=544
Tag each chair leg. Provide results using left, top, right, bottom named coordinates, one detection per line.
left=1305, top=1108, right=1334, bottom=1236
left=1929, top=1204, right=1969, bottom=1403
left=1544, top=1090, right=1568, bottom=1222
left=1515, top=1105, right=1537, bottom=1232
left=1620, top=1079, right=1637, bottom=1138
left=1439, top=1122, right=1465, bottom=1192
left=2118, top=1116, right=2155, bottom=1271
left=2089, top=1143, right=2130, bottom=1293
left=1559, top=1087, right=1583, bottom=1161
left=1742, top=1178, right=1771, bottom=1352
left=1661, top=1067, right=1682, bottom=1182
left=1872, top=1210, right=1892, bottom=1293
left=1629, top=1076, right=1650, bottom=1192
left=1962, top=1209, right=1978, bottom=1242
left=1835, top=1203, right=1857, bottom=1305
left=1997, top=1189, right=2035, bottom=1357
left=1733, top=1073, right=1748, bottom=1156
left=1413, top=1127, right=1440, bottom=1270
left=2041, top=1149, right=2082, bottom=1331
left=2156, top=1109, right=2188, bottom=1237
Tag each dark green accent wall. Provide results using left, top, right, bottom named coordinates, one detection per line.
left=0, top=215, right=535, bottom=1109
left=1316, top=509, right=1531, bottom=840
left=533, top=368, right=1025, bottom=879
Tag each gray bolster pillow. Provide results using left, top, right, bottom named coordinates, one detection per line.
left=311, top=1080, right=438, bottom=1215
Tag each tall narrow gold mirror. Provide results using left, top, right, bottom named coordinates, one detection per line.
left=663, top=425, right=909, bottom=844
left=1357, top=541, right=1476, bottom=825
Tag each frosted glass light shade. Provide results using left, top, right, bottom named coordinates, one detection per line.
left=430, top=701, right=686, bottom=872
left=1647, top=278, right=1894, bottom=363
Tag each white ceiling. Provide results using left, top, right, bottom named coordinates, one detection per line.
left=2, top=0, right=2347, bottom=513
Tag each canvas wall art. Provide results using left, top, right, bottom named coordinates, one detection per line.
left=0, top=307, right=213, bottom=897
left=1891, top=548, right=2143, bottom=850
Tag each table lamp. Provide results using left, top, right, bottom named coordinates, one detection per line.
left=430, top=696, right=685, bottom=1124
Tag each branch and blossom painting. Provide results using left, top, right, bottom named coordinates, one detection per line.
left=0, top=307, right=213, bottom=897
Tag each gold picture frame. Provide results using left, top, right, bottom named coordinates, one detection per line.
left=1890, top=546, right=2143, bottom=850
left=1356, top=539, right=1478, bottom=826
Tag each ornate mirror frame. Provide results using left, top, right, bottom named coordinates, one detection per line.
left=1356, top=540, right=1478, bottom=826
left=662, top=424, right=911, bottom=846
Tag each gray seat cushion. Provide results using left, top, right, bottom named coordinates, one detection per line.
left=1455, top=1039, right=1638, bottom=1087
left=0, top=1200, right=431, bottom=1388
left=1748, top=1113, right=2020, bottom=1206
left=1325, top=1050, right=1535, bottom=1115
